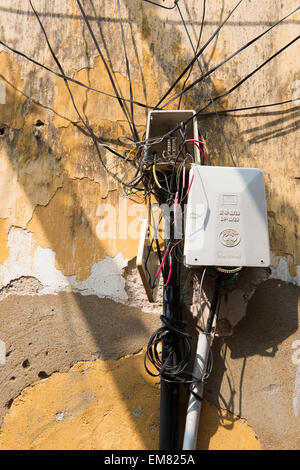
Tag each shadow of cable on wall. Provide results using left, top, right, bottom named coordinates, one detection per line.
left=0, top=0, right=299, bottom=450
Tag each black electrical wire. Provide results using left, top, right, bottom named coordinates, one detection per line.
left=199, top=34, right=300, bottom=112
left=29, top=2, right=94, bottom=140
left=176, top=1, right=236, bottom=166
left=30, top=0, right=153, bottom=194
left=197, top=98, right=300, bottom=117
left=162, top=5, right=300, bottom=109
left=177, top=0, right=206, bottom=110
left=106, top=2, right=300, bottom=168
left=117, top=0, right=139, bottom=142
left=144, top=314, right=194, bottom=385
left=16, top=1, right=300, bottom=201
left=29, top=0, right=129, bottom=162
left=144, top=272, right=225, bottom=388
left=141, top=0, right=179, bottom=10
left=135, top=98, right=300, bottom=157
left=154, top=0, right=244, bottom=109
left=146, top=33, right=300, bottom=144
left=0, top=38, right=154, bottom=110
left=75, top=0, right=138, bottom=142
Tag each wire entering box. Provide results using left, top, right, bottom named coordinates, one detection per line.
left=144, top=110, right=201, bottom=168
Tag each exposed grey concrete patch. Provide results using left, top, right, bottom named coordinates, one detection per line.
left=0, top=227, right=128, bottom=302
left=0, top=81, right=6, bottom=104
left=123, top=257, right=163, bottom=315
left=217, top=267, right=271, bottom=334
left=293, top=363, right=300, bottom=419
left=270, top=254, right=300, bottom=286
left=182, top=267, right=270, bottom=335
left=0, top=276, right=43, bottom=300
left=206, top=279, right=300, bottom=450
left=0, top=291, right=161, bottom=425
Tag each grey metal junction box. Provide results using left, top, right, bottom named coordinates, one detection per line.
left=184, top=166, right=270, bottom=268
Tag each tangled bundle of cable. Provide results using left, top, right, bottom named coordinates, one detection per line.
left=144, top=314, right=197, bottom=386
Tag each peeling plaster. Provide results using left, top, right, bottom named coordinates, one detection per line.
left=293, top=363, right=300, bottom=419
left=0, top=227, right=128, bottom=302
left=0, top=351, right=261, bottom=451
left=270, top=255, right=300, bottom=287
left=0, top=81, right=6, bottom=104
left=0, top=340, right=5, bottom=365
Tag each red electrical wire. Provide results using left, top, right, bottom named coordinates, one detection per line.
left=184, top=139, right=207, bottom=159
left=155, top=248, right=169, bottom=278
left=184, top=139, right=205, bottom=145
left=186, top=174, right=195, bottom=195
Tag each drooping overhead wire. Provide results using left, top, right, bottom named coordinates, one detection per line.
left=154, top=0, right=244, bottom=109
left=117, top=0, right=139, bottom=142
left=178, top=0, right=206, bottom=110
left=1, top=0, right=298, bottom=201
left=199, top=34, right=300, bottom=112
left=0, top=38, right=153, bottom=110
left=75, top=0, right=137, bottom=141
left=29, top=0, right=153, bottom=196
left=162, top=5, right=300, bottom=109
left=29, top=0, right=126, bottom=160
left=28, top=2, right=94, bottom=139
left=29, top=1, right=151, bottom=198
left=141, top=0, right=179, bottom=10
left=176, top=1, right=236, bottom=166
left=147, top=33, right=300, bottom=144
left=197, top=98, right=300, bottom=117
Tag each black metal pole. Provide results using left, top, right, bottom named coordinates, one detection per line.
left=159, top=286, right=176, bottom=450
left=159, top=233, right=181, bottom=449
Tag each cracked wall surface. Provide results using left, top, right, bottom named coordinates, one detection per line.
left=0, top=350, right=261, bottom=450
left=0, top=0, right=299, bottom=450
left=207, top=279, right=300, bottom=450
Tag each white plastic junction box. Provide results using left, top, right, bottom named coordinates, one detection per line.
left=184, top=165, right=270, bottom=268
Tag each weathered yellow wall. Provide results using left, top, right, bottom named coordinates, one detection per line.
left=0, top=0, right=299, bottom=450
left=0, top=350, right=261, bottom=450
